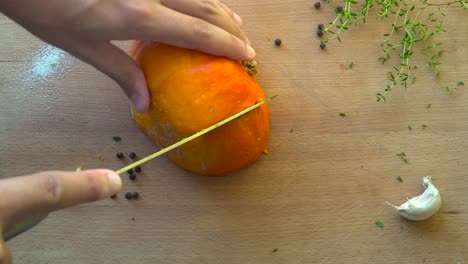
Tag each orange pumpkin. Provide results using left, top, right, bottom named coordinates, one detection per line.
left=129, top=41, right=270, bottom=176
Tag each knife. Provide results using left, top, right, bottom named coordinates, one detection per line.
left=3, top=95, right=277, bottom=241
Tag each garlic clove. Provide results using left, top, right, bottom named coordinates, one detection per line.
left=386, top=176, right=441, bottom=221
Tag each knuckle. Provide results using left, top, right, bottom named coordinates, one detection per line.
left=40, top=173, right=62, bottom=206
left=199, top=0, right=220, bottom=15
left=122, top=2, right=154, bottom=25
left=192, top=19, right=213, bottom=41
left=83, top=173, right=107, bottom=201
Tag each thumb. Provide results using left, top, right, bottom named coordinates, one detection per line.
left=0, top=237, right=12, bottom=264
left=1, top=170, right=122, bottom=231
left=66, top=40, right=150, bottom=113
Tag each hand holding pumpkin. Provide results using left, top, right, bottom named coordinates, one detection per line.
left=0, top=0, right=255, bottom=113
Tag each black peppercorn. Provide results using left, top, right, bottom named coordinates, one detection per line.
left=125, top=192, right=132, bottom=200
left=129, top=152, right=137, bottom=159
left=314, top=2, right=321, bottom=8
left=110, top=194, right=117, bottom=199
left=127, top=169, right=134, bottom=175
left=132, top=192, right=140, bottom=199
left=134, top=166, right=142, bottom=173
left=129, top=174, right=136, bottom=181
left=320, top=42, right=326, bottom=49
left=336, top=6, right=343, bottom=12
left=318, top=24, right=324, bottom=30
left=274, top=39, right=282, bottom=46
left=116, top=152, right=124, bottom=159
left=317, top=30, right=324, bottom=37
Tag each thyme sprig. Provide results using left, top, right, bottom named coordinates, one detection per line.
left=319, top=0, right=467, bottom=102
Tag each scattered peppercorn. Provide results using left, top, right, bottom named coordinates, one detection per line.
left=336, top=6, right=343, bottom=12
left=129, top=152, right=137, bottom=159
left=127, top=168, right=134, bottom=174
left=132, top=192, right=140, bottom=199
left=110, top=194, right=117, bottom=199
left=135, top=166, right=142, bottom=173
left=274, top=38, right=282, bottom=46
left=129, top=174, right=136, bottom=181
left=116, top=152, right=124, bottom=159
left=317, top=30, right=324, bottom=37
left=314, top=2, right=321, bottom=8
left=125, top=192, right=132, bottom=200
left=320, top=42, right=326, bottom=49
left=318, top=24, right=324, bottom=30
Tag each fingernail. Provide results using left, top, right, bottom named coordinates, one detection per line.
left=107, top=171, right=122, bottom=193
left=247, top=45, right=256, bottom=59
left=131, top=93, right=148, bottom=113
left=233, top=12, right=243, bottom=26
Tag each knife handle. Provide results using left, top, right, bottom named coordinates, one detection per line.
left=3, top=213, right=49, bottom=241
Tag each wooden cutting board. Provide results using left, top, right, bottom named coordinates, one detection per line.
left=1, top=1, right=467, bottom=263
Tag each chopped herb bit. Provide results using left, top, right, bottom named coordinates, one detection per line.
left=76, top=165, right=83, bottom=172
left=457, top=81, right=464, bottom=86
left=396, top=152, right=408, bottom=163
left=96, top=154, right=104, bottom=161
left=272, top=248, right=279, bottom=253
left=290, top=129, right=294, bottom=133
left=274, top=39, right=282, bottom=46
left=110, top=194, right=117, bottom=199
left=134, top=166, right=142, bottom=173
left=112, top=136, right=122, bottom=142
left=314, top=2, right=321, bottom=9
left=125, top=192, right=132, bottom=200
left=50, top=63, right=56, bottom=68
left=375, top=221, right=384, bottom=228
left=422, top=124, right=427, bottom=128
left=129, top=152, right=137, bottom=159
left=116, top=152, right=124, bottom=159
left=396, top=176, right=403, bottom=182
left=339, top=113, right=346, bottom=117
left=427, top=104, right=431, bottom=108
left=349, top=62, right=354, bottom=69
left=408, top=125, right=413, bottom=131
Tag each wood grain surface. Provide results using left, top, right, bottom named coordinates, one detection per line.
left=1, top=1, right=468, bottom=263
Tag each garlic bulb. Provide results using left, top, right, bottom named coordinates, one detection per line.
left=386, top=176, right=441, bottom=221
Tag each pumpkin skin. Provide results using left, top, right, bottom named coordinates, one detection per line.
left=129, top=41, right=270, bottom=176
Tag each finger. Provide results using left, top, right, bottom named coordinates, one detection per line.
left=0, top=239, right=12, bottom=264
left=219, top=2, right=243, bottom=27
left=137, top=5, right=255, bottom=60
left=161, top=0, right=247, bottom=43
left=0, top=170, right=121, bottom=230
left=66, top=40, right=150, bottom=113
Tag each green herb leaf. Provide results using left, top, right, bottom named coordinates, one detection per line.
left=339, top=113, right=346, bottom=117
left=422, top=124, right=427, bottom=128
left=408, top=125, right=413, bottom=131
left=375, top=221, right=384, bottom=228
left=397, top=152, right=408, bottom=163
left=457, top=81, right=465, bottom=86
left=349, top=62, right=354, bottom=69
left=112, top=136, right=122, bottom=142
left=396, top=176, right=403, bottom=182
left=427, top=104, right=431, bottom=108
